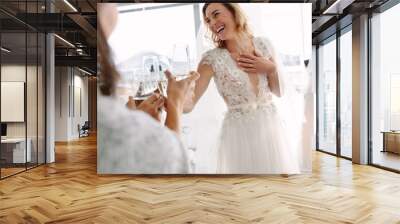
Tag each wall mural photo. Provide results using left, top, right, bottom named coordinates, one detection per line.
left=97, top=3, right=314, bottom=174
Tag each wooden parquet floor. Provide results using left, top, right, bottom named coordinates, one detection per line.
left=1, top=167, right=26, bottom=178
left=1, top=134, right=400, bottom=224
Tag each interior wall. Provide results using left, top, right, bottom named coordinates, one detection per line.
left=55, top=67, right=89, bottom=141
left=1, top=63, right=45, bottom=168
left=1, top=65, right=39, bottom=139
left=55, top=66, right=69, bottom=141
left=71, top=72, right=89, bottom=138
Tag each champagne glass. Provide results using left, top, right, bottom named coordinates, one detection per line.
left=134, top=55, right=160, bottom=100
left=170, top=44, right=196, bottom=110
left=157, top=55, right=171, bottom=96
left=171, top=43, right=191, bottom=80
left=130, top=68, right=140, bottom=97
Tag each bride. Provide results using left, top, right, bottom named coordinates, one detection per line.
left=184, top=3, right=301, bottom=174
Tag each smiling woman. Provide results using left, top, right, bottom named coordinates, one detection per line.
left=180, top=3, right=302, bottom=174
left=202, top=3, right=252, bottom=50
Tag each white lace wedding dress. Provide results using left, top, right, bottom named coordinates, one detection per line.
left=201, top=37, right=300, bottom=174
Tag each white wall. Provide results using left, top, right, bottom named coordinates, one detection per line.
left=55, top=67, right=89, bottom=141
left=1, top=65, right=35, bottom=138
left=72, top=73, right=89, bottom=138
left=1, top=65, right=26, bottom=142
left=55, top=66, right=68, bottom=141
left=1, top=64, right=46, bottom=164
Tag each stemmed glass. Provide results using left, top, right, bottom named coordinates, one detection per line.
left=131, top=44, right=192, bottom=100
left=171, top=43, right=191, bottom=80
left=171, top=44, right=196, bottom=170
left=157, top=55, right=170, bottom=97
left=134, top=55, right=160, bottom=100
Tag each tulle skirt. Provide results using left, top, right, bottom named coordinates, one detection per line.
left=217, top=103, right=301, bottom=174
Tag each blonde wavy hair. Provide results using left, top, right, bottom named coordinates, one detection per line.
left=202, top=3, right=253, bottom=48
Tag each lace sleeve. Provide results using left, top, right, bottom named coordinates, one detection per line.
left=259, top=37, right=285, bottom=96
left=258, top=37, right=274, bottom=59
left=200, top=50, right=215, bottom=69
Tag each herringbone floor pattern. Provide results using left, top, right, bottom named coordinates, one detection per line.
left=1, top=134, right=400, bottom=223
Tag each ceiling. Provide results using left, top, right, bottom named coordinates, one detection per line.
left=108, top=0, right=391, bottom=44
left=310, top=0, right=390, bottom=43
left=1, top=0, right=395, bottom=74
left=0, top=0, right=97, bottom=74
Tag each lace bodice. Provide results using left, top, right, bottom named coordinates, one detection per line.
left=200, top=37, right=278, bottom=118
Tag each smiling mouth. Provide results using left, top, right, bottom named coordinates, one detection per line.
left=216, top=26, right=225, bottom=34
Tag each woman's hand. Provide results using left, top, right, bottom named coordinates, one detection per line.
left=183, top=81, right=196, bottom=113
left=136, top=93, right=164, bottom=121
left=126, top=96, right=136, bottom=110
left=164, top=70, right=199, bottom=134
left=236, top=51, right=276, bottom=75
left=165, top=70, right=200, bottom=112
left=237, top=51, right=282, bottom=97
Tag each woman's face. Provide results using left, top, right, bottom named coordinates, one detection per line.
left=204, top=3, right=237, bottom=41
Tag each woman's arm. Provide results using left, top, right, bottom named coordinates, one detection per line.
left=183, top=63, right=214, bottom=113
left=262, top=38, right=284, bottom=97
left=164, top=71, right=199, bottom=134
left=264, top=56, right=282, bottom=97
left=165, top=99, right=182, bottom=134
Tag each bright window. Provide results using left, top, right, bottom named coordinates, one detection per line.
left=318, top=37, right=337, bottom=154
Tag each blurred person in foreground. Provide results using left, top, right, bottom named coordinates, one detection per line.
left=97, top=3, right=199, bottom=174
